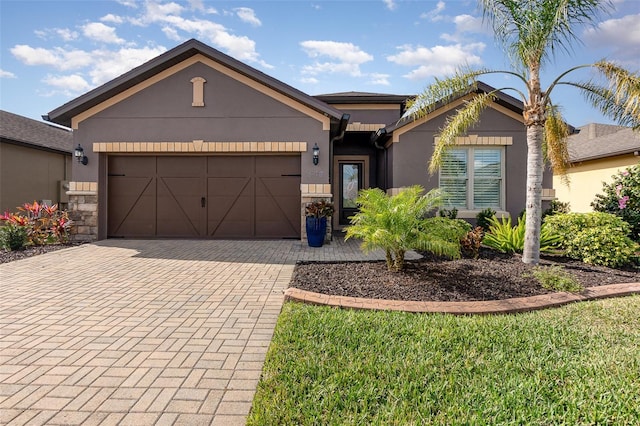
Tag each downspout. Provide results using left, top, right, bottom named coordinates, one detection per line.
left=371, top=128, right=389, bottom=190
left=329, top=113, right=350, bottom=190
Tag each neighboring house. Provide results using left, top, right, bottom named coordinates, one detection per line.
left=553, top=123, right=640, bottom=212
left=45, top=39, right=552, bottom=241
left=0, top=110, right=73, bottom=213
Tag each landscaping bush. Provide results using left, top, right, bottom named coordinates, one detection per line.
left=542, top=199, right=570, bottom=220
left=591, top=164, right=640, bottom=241
left=345, top=186, right=468, bottom=271
left=483, top=216, right=561, bottom=255
left=475, top=208, right=496, bottom=231
left=530, top=265, right=583, bottom=293
left=544, top=212, right=638, bottom=268
left=460, top=226, right=484, bottom=259
left=0, top=223, right=28, bottom=251
left=438, top=207, right=458, bottom=219
left=0, top=201, right=71, bottom=246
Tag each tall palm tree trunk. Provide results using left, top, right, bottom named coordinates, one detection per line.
left=523, top=124, right=544, bottom=264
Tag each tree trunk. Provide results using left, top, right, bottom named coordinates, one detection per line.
left=523, top=124, right=544, bottom=264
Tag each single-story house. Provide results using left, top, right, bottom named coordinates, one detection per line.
left=0, top=110, right=73, bottom=213
left=553, top=123, right=640, bottom=212
left=45, top=39, right=553, bottom=241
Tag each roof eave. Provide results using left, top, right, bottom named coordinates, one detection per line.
left=48, top=39, right=343, bottom=127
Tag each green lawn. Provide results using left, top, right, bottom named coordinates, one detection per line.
left=248, top=296, right=640, bottom=425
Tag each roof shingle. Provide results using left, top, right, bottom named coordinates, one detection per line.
left=568, top=123, right=640, bottom=162
left=1, top=110, right=73, bottom=153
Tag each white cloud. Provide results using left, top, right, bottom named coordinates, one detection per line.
left=42, top=74, right=91, bottom=93
left=300, top=40, right=373, bottom=77
left=0, top=69, right=16, bottom=78
left=420, top=1, right=445, bottom=22
left=300, top=77, right=319, bottom=84
left=34, top=28, right=78, bottom=41
left=87, top=46, right=168, bottom=85
left=387, top=43, right=485, bottom=80
left=11, top=45, right=93, bottom=70
left=128, top=1, right=269, bottom=67
left=584, top=14, right=640, bottom=67
left=100, top=14, right=124, bottom=24
left=383, top=0, right=397, bottom=11
left=115, top=0, right=137, bottom=8
left=441, top=14, right=490, bottom=42
left=82, top=22, right=125, bottom=44
left=235, top=7, right=261, bottom=27
left=368, top=73, right=390, bottom=86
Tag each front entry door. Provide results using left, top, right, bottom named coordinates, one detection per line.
left=334, top=156, right=369, bottom=228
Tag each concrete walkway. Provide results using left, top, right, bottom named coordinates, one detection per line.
left=0, top=238, right=389, bottom=425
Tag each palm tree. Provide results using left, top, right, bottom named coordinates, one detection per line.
left=406, top=0, right=640, bottom=264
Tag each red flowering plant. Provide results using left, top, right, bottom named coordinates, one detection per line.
left=1, top=201, right=72, bottom=247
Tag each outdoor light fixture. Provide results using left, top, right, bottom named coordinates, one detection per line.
left=312, top=143, right=320, bottom=166
left=74, top=144, right=88, bottom=165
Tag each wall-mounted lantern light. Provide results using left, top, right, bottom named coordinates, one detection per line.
left=74, top=144, right=88, bottom=165
left=312, top=143, right=320, bottom=166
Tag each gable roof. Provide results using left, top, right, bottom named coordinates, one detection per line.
left=568, top=123, right=640, bottom=162
left=46, top=39, right=344, bottom=128
left=315, top=91, right=412, bottom=104
left=382, top=81, right=524, bottom=135
left=1, top=110, right=73, bottom=154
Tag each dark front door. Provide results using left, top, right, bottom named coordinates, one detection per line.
left=338, top=162, right=364, bottom=226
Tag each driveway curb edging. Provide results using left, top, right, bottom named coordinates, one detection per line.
left=284, top=282, right=640, bottom=314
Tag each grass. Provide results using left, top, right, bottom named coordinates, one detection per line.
left=248, top=296, right=640, bottom=425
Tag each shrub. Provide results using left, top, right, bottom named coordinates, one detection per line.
left=1, top=201, right=71, bottom=246
left=542, top=200, right=570, bottom=220
left=530, top=265, right=583, bottom=293
left=544, top=212, right=639, bottom=268
left=0, top=223, right=28, bottom=251
left=460, top=226, right=484, bottom=259
left=438, top=207, right=458, bottom=219
left=483, top=216, right=562, bottom=255
left=344, top=186, right=468, bottom=271
left=592, top=164, right=640, bottom=241
left=476, top=208, right=496, bottom=231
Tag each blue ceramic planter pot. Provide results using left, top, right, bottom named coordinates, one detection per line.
left=306, top=216, right=327, bottom=247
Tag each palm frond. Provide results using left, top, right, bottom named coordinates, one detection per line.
left=404, top=69, right=485, bottom=121
left=543, top=104, right=571, bottom=185
left=480, top=0, right=611, bottom=69
left=428, top=92, right=496, bottom=174
left=592, top=61, right=640, bottom=128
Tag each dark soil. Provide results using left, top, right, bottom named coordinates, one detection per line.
left=0, top=244, right=78, bottom=264
left=291, top=248, right=640, bottom=302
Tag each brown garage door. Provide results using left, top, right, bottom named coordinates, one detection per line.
left=108, top=155, right=301, bottom=239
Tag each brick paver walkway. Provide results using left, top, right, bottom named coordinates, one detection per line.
left=0, top=238, right=391, bottom=425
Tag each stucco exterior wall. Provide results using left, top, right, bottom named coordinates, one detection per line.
left=0, top=142, right=70, bottom=212
left=388, top=106, right=551, bottom=218
left=72, top=61, right=331, bottom=185
left=554, top=154, right=639, bottom=212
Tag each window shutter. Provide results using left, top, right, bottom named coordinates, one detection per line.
left=473, top=149, right=501, bottom=208
left=440, top=149, right=468, bottom=208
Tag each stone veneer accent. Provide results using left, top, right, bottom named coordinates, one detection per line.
left=301, top=183, right=333, bottom=243
left=67, top=181, right=98, bottom=242
left=93, top=141, right=307, bottom=153
left=434, top=135, right=513, bottom=145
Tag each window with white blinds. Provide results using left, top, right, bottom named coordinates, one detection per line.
left=439, top=147, right=503, bottom=210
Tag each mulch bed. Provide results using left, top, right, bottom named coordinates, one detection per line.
left=0, top=244, right=79, bottom=264
left=291, top=249, right=640, bottom=302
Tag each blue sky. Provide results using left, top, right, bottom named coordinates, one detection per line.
left=1, top=0, right=639, bottom=128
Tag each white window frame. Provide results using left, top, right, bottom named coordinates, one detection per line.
left=439, top=146, right=507, bottom=218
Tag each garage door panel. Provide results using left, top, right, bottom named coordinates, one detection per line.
left=110, top=156, right=156, bottom=177
left=157, top=177, right=204, bottom=237
left=108, top=176, right=156, bottom=237
left=207, top=177, right=253, bottom=238
left=256, top=177, right=300, bottom=238
left=109, top=155, right=301, bottom=239
left=208, top=157, right=253, bottom=177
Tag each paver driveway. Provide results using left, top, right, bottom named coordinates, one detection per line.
left=0, top=239, right=386, bottom=425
